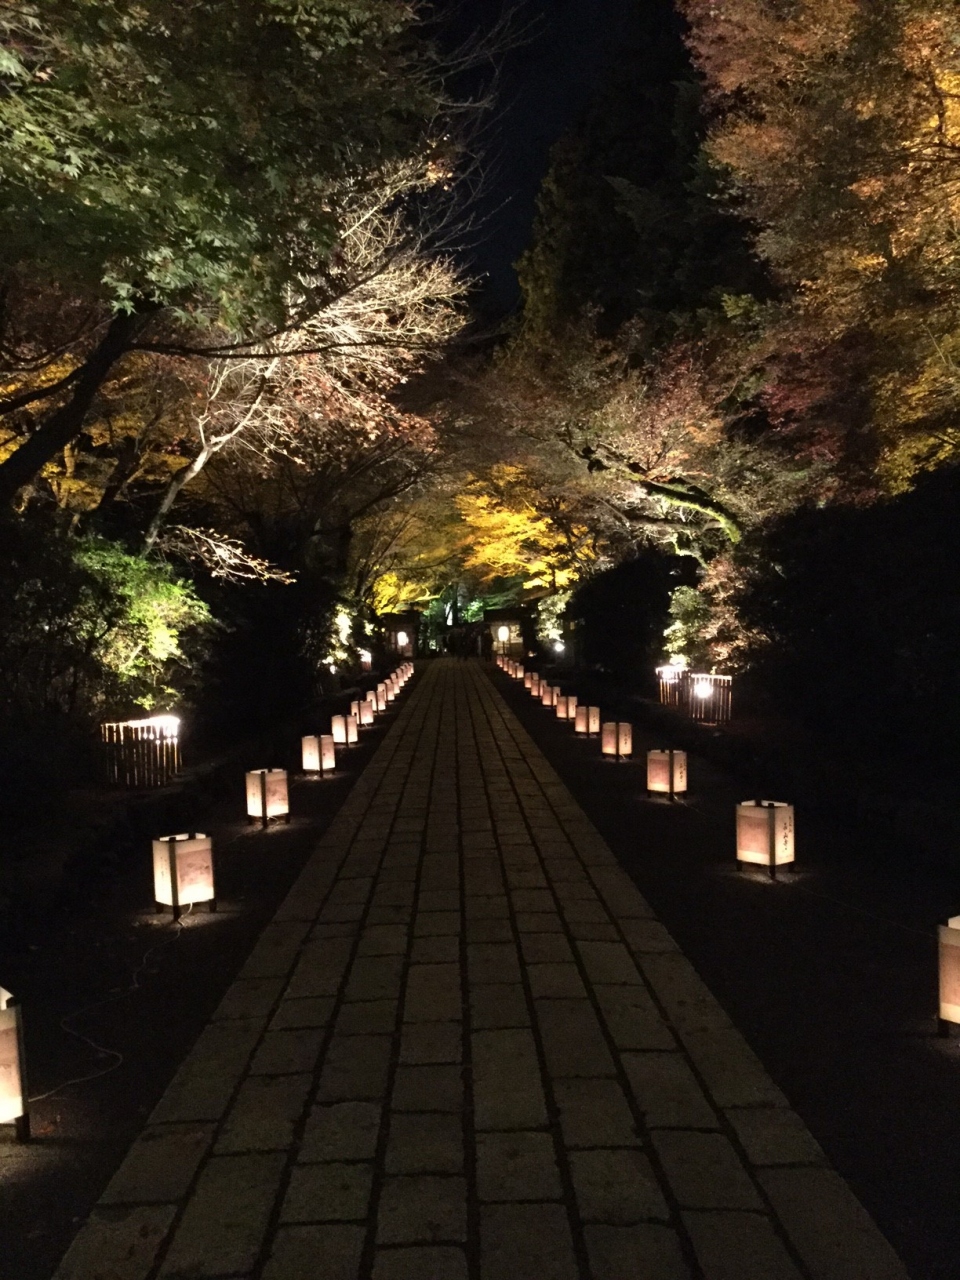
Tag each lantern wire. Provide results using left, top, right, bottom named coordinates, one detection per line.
left=28, top=907, right=193, bottom=1104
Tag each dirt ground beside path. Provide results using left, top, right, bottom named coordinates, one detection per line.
left=491, top=666, right=960, bottom=1280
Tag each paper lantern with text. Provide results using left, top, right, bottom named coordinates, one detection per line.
left=302, top=735, right=320, bottom=773
left=588, top=706, right=600, bottom=735
left=331, top=715, right=347, bottom=745
left=647, top=750, right=688, bottom=798
left=0, top=989, right=28, bottom=1140
left=567, top=695, right=578, bottom=720
left=574, top=705, right=588, bottom=734
left=246, top=768, right=290, bottom=826
left=939, top=917, right=960, bottom=1033
left=556, top=696, right=570, bottom=720
left=346, top=714, right=358, bottom=745
left=360, top=700, right=375, bottom=726
left=602, top=723, right=632, bottom=758
left=320, top=734, right=336, bottom=773
left=153, top=833, right=216, bottom=919
left=618, top=723, right=633, bottom=757
left=516, top=664, right=525, bottom=680
left=736, top=801, right=794, bottom=877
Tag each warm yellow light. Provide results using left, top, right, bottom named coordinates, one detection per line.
left=350, top=700, right=361, bottom=719
left=602, top=722, right=632, bottom=758
left=0, top=988, right=25, bottom=1133
left=647, top=749, right=688, bottom=796
left=574, top=705, right=588, bottom=733
left=331, top=715, right=347, bottom=745
left=360, top=649, right=372, bottom=667
left=397, top=630, right=409, bottom=648
left=939, top=916, right=960, bottom=1029
left=302, top=735, right=320, bottom=773
left=497, top=625, right=510, bottom=643
left=153, top=833, right=216, bottom=917
left=320, top=735, right=336, bottom=773
left=601, top=722, right=617, bottom=755
left=360, top=700, right=375, bottom=726
left=588, top=706, right=600, bottom=735
left=693, top=679, right=713, bottom=699
left=736, top=801, right=794, bottom=876
left=346, top=714, right=359, bottom=745
left=246, top=769, right=289, bottom=824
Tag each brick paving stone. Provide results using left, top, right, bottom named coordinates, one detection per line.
left=476, top=1130, right=563, bottom=1200
left=100, top=1123, right=214, bottom=1203
left=584, top=1223, right=692, bottom=1280
left=262, top=1224, right=364, bottom=1280
left=479, top=1203, right=579, bottom=1280
left=158, top=1152, right=286, bottom=1275
left=386, top=1112, right=464, bottom=1174
left=569, top=1147, right=669, bottom=1224
left=372, top=1246, right=470, bottom=1279
left=377, top=1175, right=468, bottom=1243
left=53, top=662, right=911, bottom=1280
left=651, top=1131, right=764, bottom=1210
left=300, top=1100, right=381, bottom=1161
left=281, top=1161, right=373, bottom=1222
left=683, top=1210, right=804, bottom=1280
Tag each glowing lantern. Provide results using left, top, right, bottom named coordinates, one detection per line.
left=939, top=917, right=960, bottom=1034
left=320, top=735, right=336, bottom=774
left=386, top=680, right=397, bottom=702
left=556, top=696, right=570, bottom=720
left=588, top=706, right=600, bottom=735
left=516, top=664, right=525, bottom=680
left=331, top=715, right=347, bottom=745
left=736, top=801, right=795, bottom=878
left=530, top=674, right=540, bottom=696
left=360, top=700, right=375, bottom=726
left=350, top=700, right=361, bottom=720
left=497, top=625, right=510, bottom=644
left=647, top=750, right=688, bottom=798
left=574, top=705, right=588, bottom=734
left=602, top=723, right=632, bottom=758
left=541, top=684, right=554, bottom=708
left=153, top=833, right=216, bottom=919
left=346, top=715, right=358, bottom=745
left=524, top=672, right=533, bottom=689
left=0, top=988, right=28, bottom=1140
left=302, top=735, right=320, bottom=773
left=246, top=769, right=290, bottom=826
left=376, top=689, right=387, bottom=712
left=397, top=630, right=409, bottom=648
left=360, top=649, right=372, bottom=671
left=567, top=694, right=578, bottom=719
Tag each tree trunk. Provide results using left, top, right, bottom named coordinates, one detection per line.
left=0, top=309, right=145, bottom=507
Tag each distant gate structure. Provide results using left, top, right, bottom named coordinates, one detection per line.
left=656, top=667, right=732, bottom=725
left=101, top=715, right=182, bottom=788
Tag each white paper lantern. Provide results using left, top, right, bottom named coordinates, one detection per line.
left=346, top=714, right=358, bottom=745
left=574, top=705, right=588, bottom=734
left=360, top=700, right=375, bottom=726
left=601, top=722, right=617, bottom=756
left=497, top=625, right=510, bottom=644
left=588, top=706, right=600, bottom=735
left=567, top=694, right=578, bottom=719
left=524, top=672, right=533, bottom=689
left=350, top=700, right=361, bottom=720
left=647, top=749, right=688, bottom=797
left=516, top=664, right=525, bottom=680
left=153, top=833, right=216, bottom=918
left=376, top=688, right=387, bottom=712
left=530, top=674, right=540, bottom=696
left=556, top=696, right=570, bottom=720
left=302, top=735, right=320, bottom=773
left=246, top=768, right=290, bottom=825
left=939, top=917, right=960, bottom=1033
left=0, top=988, right=27, bottom=1139
left=736, top=800, right=795, bottom=877
left=602, top=723, right=632, bottom=758
left=618, top=723, right=633, bottom=757
left=331, top=715, right=347, bottom=745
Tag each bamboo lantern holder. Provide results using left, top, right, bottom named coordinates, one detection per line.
left=0, top=988, right=28, bottom=1141
left=153, top=833, right=216, bottom=920
left=588, top=706, right=600, bottom=735
left=345, top=714, right=358, bottom=745
left=574, top=705, right=588, bottom=734
left=246, top=768, right=290, bottom=827
left=939, top=916, right=960, bottom=1035
left=360, top=700, right=375, bottom=726
left=736, top=800, right=795, bottom=879
left=331, top=715, right=347, bottom=745
left=647, top=749, right=688, bottom=798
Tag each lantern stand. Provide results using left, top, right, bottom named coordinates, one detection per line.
left=0, top=990, right=29, bottom=1141
left=736, top=799, right=794, bottom=881
left=153, top=835, right=217, bottom=921
left=938, top=916, right=960, bottom=1037
left=647, top=749, right=688, bottom=801
left=247, top=769, right=291, bottom=828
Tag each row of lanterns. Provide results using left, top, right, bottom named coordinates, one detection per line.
left=498, top=653, right=797, bottom=877
left=501, top=654, right=960, bottom=1037
left=0, top=665, right=416, bottom=1143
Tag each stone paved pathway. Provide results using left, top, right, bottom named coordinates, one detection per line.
left=53, top=661, right=910, bottom=1280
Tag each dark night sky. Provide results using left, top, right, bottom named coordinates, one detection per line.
left=450, top=0, right=638, bottom=313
